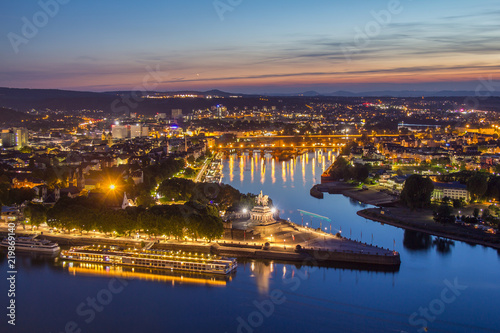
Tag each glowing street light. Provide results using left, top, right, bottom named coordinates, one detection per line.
left=109, top=184, right=116, bottom=190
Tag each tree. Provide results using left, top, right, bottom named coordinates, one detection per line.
left=24, top=203, right=47, bottom=230
left=486, top=176, right=500, bottom=201
left=136, top=191, right=155, bottom=208
left=184, top=167, right=196, bottom=178
left=212, top=184, right=241, bottom=211
left=19, top=146, right=32, bottom=154
left=352, top=163, right=370, bottom=182
left=467, top=173, right=488, bottom=202
left=340, top=141, right=358, bottom=155
left=47, top=197, right=97, bottom=233
left=6, top=188, right=35, bottom=205
left=473, top=208, right=480, bottom=218
left=157, top=178, right=193, bottom=201
left=433, top=204, right=455, bottom=224
left=326, top=157, right=351, bottom=180
left=452, top=199, right=464, bottom=208
left=400, top=175, right=434, bottom=209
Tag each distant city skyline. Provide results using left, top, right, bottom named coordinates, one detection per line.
left=1, top=0, right=499, bottom=93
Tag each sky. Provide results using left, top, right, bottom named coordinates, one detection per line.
left=0, top=0, right=499, bottom=94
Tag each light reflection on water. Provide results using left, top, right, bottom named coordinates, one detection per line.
left=222, top=150, right=336, bottom=187
left=218, top=150, right=500, bottom=333
left=3, top=149, right=500, bottom=333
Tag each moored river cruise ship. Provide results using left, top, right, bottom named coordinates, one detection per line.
left=60, top=246, right=237, bottom=275
left=1, top=236, right=60, bottom=254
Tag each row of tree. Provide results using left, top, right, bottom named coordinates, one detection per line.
left=157, top=178, right=258, bottom=212
left=324, top=157, right=371, bottom=182
left=27, top=196, right=224, bottom=241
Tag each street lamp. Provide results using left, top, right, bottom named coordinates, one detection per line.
left=109, top=184, right=116, bottom=190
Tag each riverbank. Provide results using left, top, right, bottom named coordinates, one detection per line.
left=312, top=182, right=399, bottom=206
left=358, top=207, right=500, bottom=250
left=0, top=222, right=401, bottom=269
left=313, top=182, right=499, bottom=250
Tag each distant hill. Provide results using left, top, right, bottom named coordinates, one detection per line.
left=328, top=90, right=500, bottom=97
left=1, top=87, right=500, bottom=116
left=104, top=89, right=249, bottom=98
left=263, top=90, right=495, bottom=97
left=0, top=87, right=117, bottom=112
left=0, top=87, right=267, bottom=116
left=0, top=107, right=31, bottom=125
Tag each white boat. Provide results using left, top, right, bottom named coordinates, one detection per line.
left=1, top=236, right=60, bottom=254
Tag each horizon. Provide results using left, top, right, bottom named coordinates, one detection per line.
left=1, top=85, right=498, bottom=97
left=1, top=0, right=500, bottom=94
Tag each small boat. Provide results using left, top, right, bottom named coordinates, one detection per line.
left=1, top=236, right=60, bottom=254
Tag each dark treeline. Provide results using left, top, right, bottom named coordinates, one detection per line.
left=45, top=196, right=224, bottom=241
left=157, top=178, right=259, bottom=212
left=26, top=177, right=261, bottom=241
left=324, top=157, right=371, bottom=183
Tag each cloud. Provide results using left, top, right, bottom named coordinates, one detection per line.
left=156, top=64, right=500, bottom=84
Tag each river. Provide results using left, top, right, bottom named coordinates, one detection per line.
left=1, top=150, right=499, bottom=333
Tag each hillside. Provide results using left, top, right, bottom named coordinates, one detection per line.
left=0, top=107, right=31, bottom=125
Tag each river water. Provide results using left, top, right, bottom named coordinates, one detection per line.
left=2, top=150, right=499, bottom=333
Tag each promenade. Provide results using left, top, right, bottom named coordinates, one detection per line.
left=0, top=219, right=401, bottom=268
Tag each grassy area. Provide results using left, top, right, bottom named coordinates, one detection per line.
left=158, top=198, right=187, bottom=205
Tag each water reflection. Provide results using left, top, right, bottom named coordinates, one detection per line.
left=247, top=258, right=399, bottom=297
left=433, top=238, right=455, bottom=254
left=251, top=261, right=272, bottom=295
left=403, top=231, right=455, bottom=254
left=225, top=150, right=336, bottom=186
left=59, top=261, right=229, bottom=287
left=403, top=230, right=432, bottom=251
left=229, top=155, right=234, bottom=182
left=349, top=197, right=368, bottom=208
left=271, top=158, right=276, bottom=184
